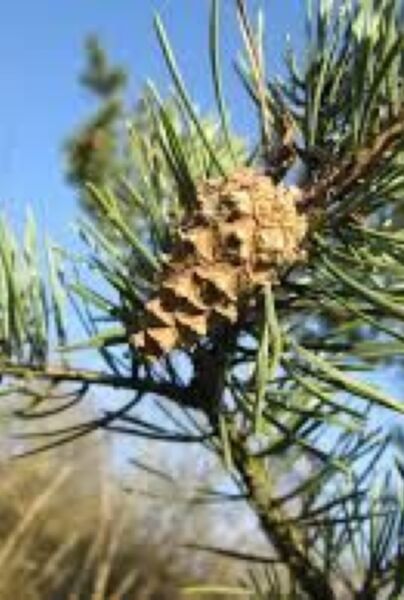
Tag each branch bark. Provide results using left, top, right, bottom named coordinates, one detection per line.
left=195, top=325, right=337, bottom=599
left=233, top=443, right=337, bottom=600
left=301, top=107, right=404, bottom=210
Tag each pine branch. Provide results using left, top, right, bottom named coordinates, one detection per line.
left=302, top=106, right=404, bottom=210
left=0, top=360, right=199, bottom=409
left=193, top=329, right=337, bottom=599
left=232, top=440, right=337, bottom=600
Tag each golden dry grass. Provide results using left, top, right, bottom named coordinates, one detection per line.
left=0, top=425, right=250, bottom=600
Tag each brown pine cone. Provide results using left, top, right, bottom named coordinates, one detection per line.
left=131, top=168, right=307, bottom=358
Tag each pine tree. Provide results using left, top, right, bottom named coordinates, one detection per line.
left=1, top=1, right=404, bottom=598
left=64, top=35, right=127, bottom=222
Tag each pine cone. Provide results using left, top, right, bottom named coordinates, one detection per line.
left=132, top=168, right=307, bottom=358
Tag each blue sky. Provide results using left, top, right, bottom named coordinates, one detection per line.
left=0, top=0, right=303, bottom=246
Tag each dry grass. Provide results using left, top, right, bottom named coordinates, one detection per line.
left=0, top=426, right=252, bottom=600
